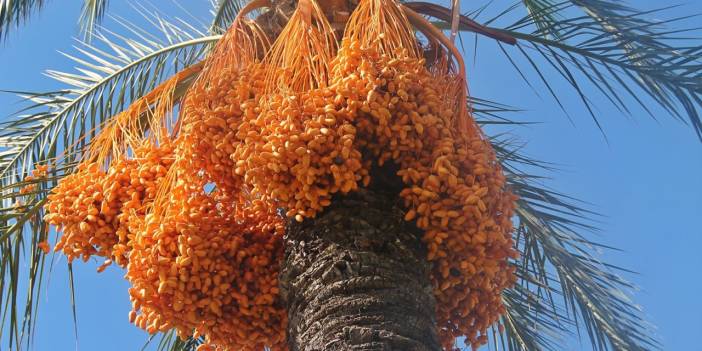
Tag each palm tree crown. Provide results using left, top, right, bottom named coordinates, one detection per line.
left=1, top=0, right=701, bottom=350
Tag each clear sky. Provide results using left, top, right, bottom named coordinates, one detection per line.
left=0, top=1, right=700, bottom=350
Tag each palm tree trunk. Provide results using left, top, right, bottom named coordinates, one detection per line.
left=279, top=186, right=441, bottom=351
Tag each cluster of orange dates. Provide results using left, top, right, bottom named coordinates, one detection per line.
left=44, top=0, right=517, bottom=349
left=45, top=140, right=174, bottom=268
left=126, top=173, right=287, bottom=350
left=337, top=42, right=518, bottom=347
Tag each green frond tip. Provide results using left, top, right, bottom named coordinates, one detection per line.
left=0, top=0, right=46, bottom=42
left=495, top=1, right=702, bottom=140
left=472, top=99, right=659, bottom=350
left=210, top=0, right=245, bottom=34
left=143, top=330, right=202, bottom=351
left=480, top=116, right=661, bottom=351
left=0, top=9, right=220, bottom=348
left=79, top=0, right=109, bottom=40
left=519, top=0, right=568, bottom=39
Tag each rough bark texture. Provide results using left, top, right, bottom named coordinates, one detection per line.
left=253, top=2, right=443, bottom=348
left=279, top=185, right=441, bottom=351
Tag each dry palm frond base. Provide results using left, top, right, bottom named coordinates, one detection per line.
left=43, top=0, right=518, bottom=349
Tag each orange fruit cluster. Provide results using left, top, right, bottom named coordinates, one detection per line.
left=332, top=39, right=517, bottom=348
left=231, top=81, right=371, bottom=221
left=45, top=0, right=517, bottom=349
left=123, top=26, right=289, bottom=349
left=45, top=140, right=174, bottom=267
left=178, top=65, right=267, bottom=192
left=220, top=0, right=516, bottom=346
left=126, top=172, right=286, bottom=350
left=205, top=26, right=515, bottom=351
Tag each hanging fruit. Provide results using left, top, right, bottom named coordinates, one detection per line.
left=44, top=0, right=517, bottom=349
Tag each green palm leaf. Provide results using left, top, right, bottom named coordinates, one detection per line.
left=0, top=0, right=45, bottom=41
left=0, top=0, right=112, bottom=42
left=0, top=9, right=220, bottom=348
left=435, top=2, right=702, bottom=139
left=210, top=0, right=245, bottom=34
left=142, top=330, right=202, bottom=351
left=471, top=103, right=660, bottom=351
left=519, top=0, right=567, bottom=38
left=79, top=0, right=109, bottom=40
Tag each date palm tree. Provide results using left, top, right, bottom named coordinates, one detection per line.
left=1, top=0, right=700, bottom=350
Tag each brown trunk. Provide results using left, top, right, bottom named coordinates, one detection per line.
left=256, top=2, right=441, bottom=349
left=279, top=186, right=441, bottom=351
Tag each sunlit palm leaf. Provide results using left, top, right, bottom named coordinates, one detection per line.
left=210, top=0, right=245, bottom=34
left=0, top=0, right=111, bottom=43
left=142, top=330, right=201, bottom=351
left=472, top=104, right=660, bottom=350
left=79, top=0, right=109, bottom=40
left=499, top=283, right=570, bottom=351
left=440, top=2, right=702, bottom=139
left=521, top=0, right=664, bottom=43
left=0, top=0, right=45, bottom=41
left=0, top=10, right=220, bottom=349
left=0, top=29, right=218, bottom=185
left=507, top=4, right=702, bottom=138
left=519, top=0, right=567, bottom=38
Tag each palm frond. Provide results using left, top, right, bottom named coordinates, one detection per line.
left=472, top=102, right=660, bottom=351
left=0, top=10, right=220, bottom=349
left=519, top=0, right=567, bottom=39
left=0, top=0, right=45, bottom=41
left=0, top=26, right=218, bottom=185
left=79, top=0, right=110, bottom=40
left=209, top=0, right=244, bottom=34
left=142, top=330, right=202, bottom=351
left=498, top=282, right=570, bottom=351
left=463, top=2, right=702, bottom=140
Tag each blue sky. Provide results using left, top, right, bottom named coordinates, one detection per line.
left=0, top=1, right=700, bottom=350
